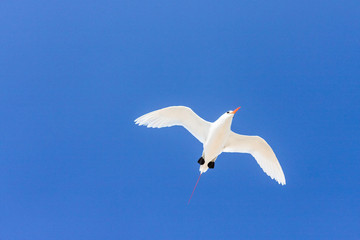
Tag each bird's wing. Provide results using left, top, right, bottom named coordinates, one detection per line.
left=134, top=106, right=211, bottom=143
left=223, top=132, right=286, bottom=185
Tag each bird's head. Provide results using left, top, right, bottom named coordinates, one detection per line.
left=218, top=107, right=241, bottom=124
left=225, top=107, right=241, bottom=117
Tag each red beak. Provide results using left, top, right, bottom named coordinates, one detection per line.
left=231, top=107, right=241, bottom=114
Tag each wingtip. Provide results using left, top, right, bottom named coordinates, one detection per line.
left=134, top=117, right=143, bottom=126
left=278, top=178, right=286, bottom=185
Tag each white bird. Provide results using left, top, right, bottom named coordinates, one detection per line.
left=135, top=106, right=286, bottom=201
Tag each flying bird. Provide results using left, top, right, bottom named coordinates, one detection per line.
left=135, top=106, right=286, bottom=202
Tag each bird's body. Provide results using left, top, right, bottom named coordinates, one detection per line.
left=201, top=113, right=232, bottom=173
left=135, top=106, right=286, bottom=186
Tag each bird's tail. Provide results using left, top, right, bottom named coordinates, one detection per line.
left=188, top=173, right=201, bottom=204
left=199, top=164, right=209, bottom=174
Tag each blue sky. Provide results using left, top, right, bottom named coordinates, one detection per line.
left=1, top=0, right=359, bottom=239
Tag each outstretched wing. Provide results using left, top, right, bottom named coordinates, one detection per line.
left=134, top=106, right=211, bottom=143
left=223, top=132, right=286, bottom=185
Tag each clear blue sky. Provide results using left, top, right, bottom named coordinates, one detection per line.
left=1, top=0, right=359, bottom=239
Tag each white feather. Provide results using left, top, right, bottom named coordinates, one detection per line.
left=134, top=106, right=211, bottom=143
left=223, top=132, right=286, bottom=185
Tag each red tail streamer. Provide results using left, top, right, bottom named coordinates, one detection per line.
left=188, top=173, right=201, bottom=204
